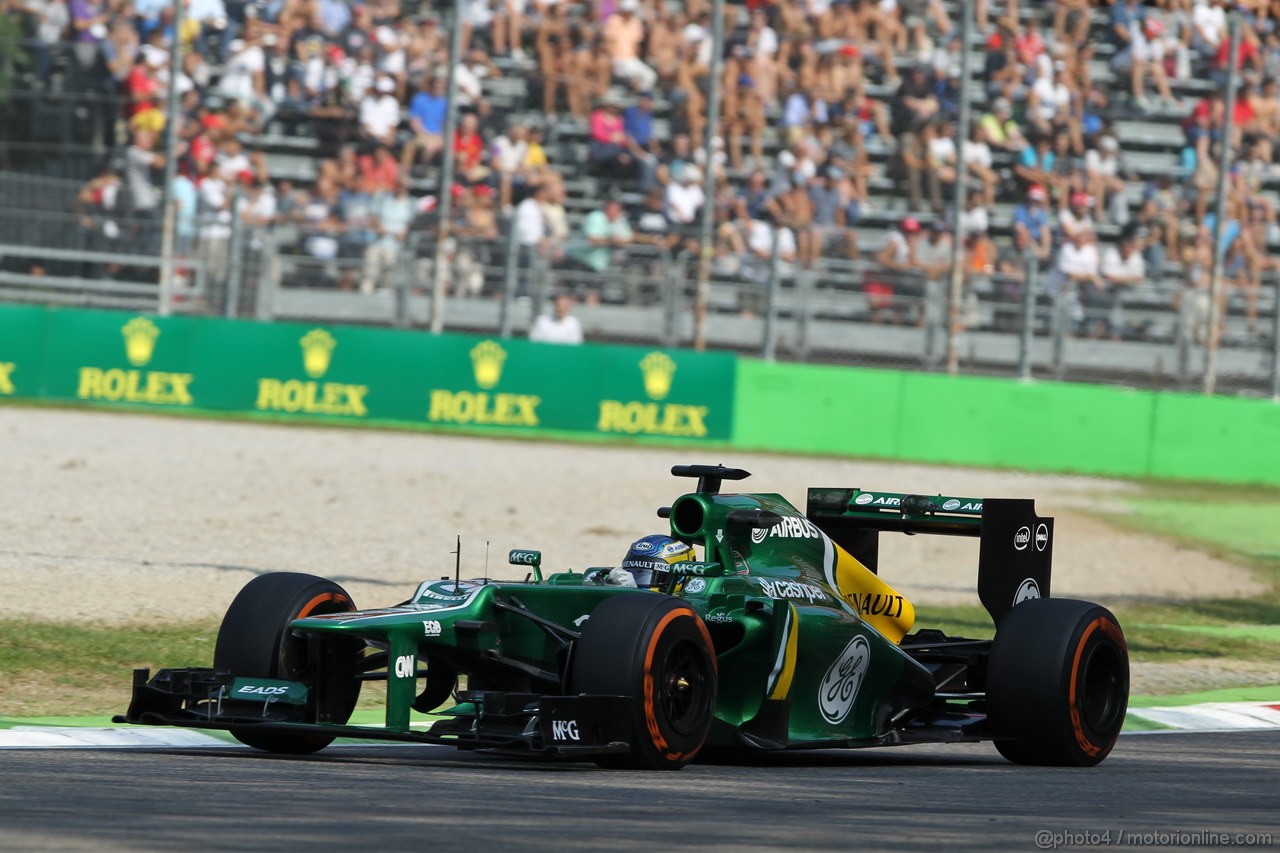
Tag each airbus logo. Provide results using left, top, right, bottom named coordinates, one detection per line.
left=750, top=516, right=823, bottom=544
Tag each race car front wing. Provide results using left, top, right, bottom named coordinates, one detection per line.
left=114, top=667, right=634, bottom=756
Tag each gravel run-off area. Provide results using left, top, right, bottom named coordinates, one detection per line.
left=0, top=406, right=1271, bottom=696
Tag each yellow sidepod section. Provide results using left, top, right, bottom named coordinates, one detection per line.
left=829, top=538, right=915, bottom=643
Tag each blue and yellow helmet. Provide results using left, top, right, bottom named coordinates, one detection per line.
left=621, top=535, right=696, bottom=590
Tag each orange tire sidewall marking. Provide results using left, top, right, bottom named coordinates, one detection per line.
left=1067, top=617, right=1124, bottom=757
left=642, top=608, right=712, bottom=763
left=296, top=591, right=350, bottom=619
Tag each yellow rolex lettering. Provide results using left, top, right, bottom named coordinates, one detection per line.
left=166, top=373, right=194, bottom=405
left=256, top=378, right=283, bottom=410
left=428, top=390, right=539, bottom=427
left=510, top=394, right=540, bottom=426
left=123, top=370, right=146, bottom=402
left=427, top=389, right=452, bottom=422
left=77, top=367, right=104, bottom=399
left=343, top=385, right=368, bottom=417
left=0, top=362, right=14, bottom=395
left=597, top=401, right=709, bottom=438
left=257, top=379, right=368, bottom=416
left=667, top=404, right=708, bottom=438
left=77, top=367, right=194, bottom=406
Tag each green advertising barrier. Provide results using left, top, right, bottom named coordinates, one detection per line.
left=1146, top=392, right=1280, bottom=484
left=6, top=304, right=1280, bottom=485
left=0, top=305, right=735, bottom=441
left=733, top=358, right=1280, bottom=486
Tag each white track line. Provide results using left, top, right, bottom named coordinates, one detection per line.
left=2, top=702, right=1277, bottom=749
left=1126, top=702, right=1280, bottom=732
left=0, top=727, right=234, bottom=749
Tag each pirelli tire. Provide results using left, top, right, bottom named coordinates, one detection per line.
left=569, top=594, right=717, bottom=771
left=214, top=572, right=364, bottom=754
left=987, top=598, right=1129, bottom=767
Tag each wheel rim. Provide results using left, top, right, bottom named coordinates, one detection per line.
left=1079, top=641, right=1125, bottom=736
left=659, top=638, right=712, bottom=737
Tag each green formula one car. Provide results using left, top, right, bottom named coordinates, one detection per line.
left=117, top=465, right=1130, bottom=769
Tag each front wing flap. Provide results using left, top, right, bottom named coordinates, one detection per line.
left=114, top=668, right=633, bottom=756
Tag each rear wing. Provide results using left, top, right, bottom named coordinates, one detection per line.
left=806, top=488, right=1053, bottom=627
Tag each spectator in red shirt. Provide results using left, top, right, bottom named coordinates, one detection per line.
left=124, top=48, right=161, bottom=118
left=1212, top=25, right=1260, bottom=83
left=454, top=112, right=488, bottom=184
left=359, top=145, right=401, bottom=194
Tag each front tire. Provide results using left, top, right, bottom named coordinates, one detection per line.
left=569, top=594, right=717, bottom=770
left=214, top=572, right=364, bottom=754
left=987, top=598, right=1129, bottom=767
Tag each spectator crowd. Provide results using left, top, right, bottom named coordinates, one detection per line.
left=5, top=0, right=1280, bottom=340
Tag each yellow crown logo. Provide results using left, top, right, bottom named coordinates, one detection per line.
left=640, top=352, right=677, bottom=400
left=121, top=317, right=160, bottom=367
left=470, top=340, right=506, bottom=389
left=299, top=329, right=336, bottom=378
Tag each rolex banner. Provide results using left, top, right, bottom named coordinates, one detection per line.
left=0, top=305, right=734, bottom=441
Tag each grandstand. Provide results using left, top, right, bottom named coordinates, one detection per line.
left=0, top=0, right=1277, bottom=391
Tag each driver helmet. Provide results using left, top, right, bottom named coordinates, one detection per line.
left=621, top=535, right=695, bottom=591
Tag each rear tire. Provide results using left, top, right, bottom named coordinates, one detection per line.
left=214, top=572, right=364, bottom=754
left=987, top=598, right=1129, bottom=767
left=569, top=594, right=717, bottom=770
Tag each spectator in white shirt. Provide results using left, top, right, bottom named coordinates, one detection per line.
left=1059, top=227, right=1109, bottom=336
left=1191, top=0, right=1226, bottom=58
left=1059, top=191, right=1096, bottom=241
left=1029, top=61, right=1073, bottom=138
left=964, top=124, right=998, bottom=207
left=529, top=292, right=584, bottom=344
left=1084, top=136, right=1130, bottom=225
left=1058, top=227, right=1100, bottom=284
left=359, top=76, right=401, bottom=147
left=747, top=218, right=797, bottom=263
left=665, top=165, right=705, bottom=226
left=513, top=185, right=546, bottom=297
left=1092, top=234, right=1147, bottom=338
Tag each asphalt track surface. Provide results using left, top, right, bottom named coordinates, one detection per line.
left=2, top=732, right=1277, bottom=852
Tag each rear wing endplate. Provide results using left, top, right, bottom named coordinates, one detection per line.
left=807, top=488, right=1053, bottom=627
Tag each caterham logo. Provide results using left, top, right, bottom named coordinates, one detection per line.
left=1014, top=578, right=1040, bottom=605
left=818, top=635, right=870, bottom=725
